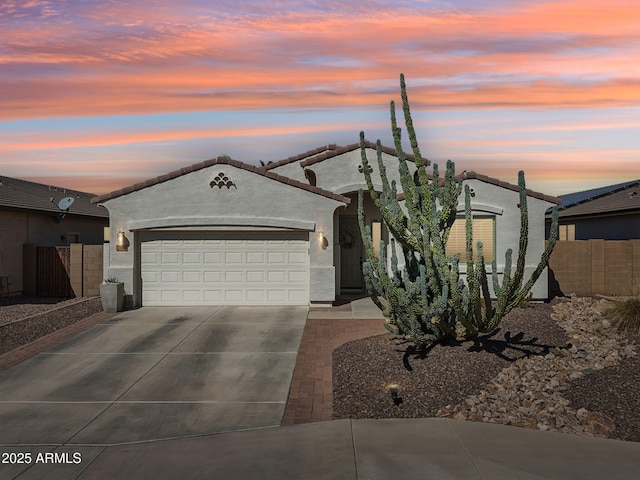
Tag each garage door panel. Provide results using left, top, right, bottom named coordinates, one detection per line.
left=183, top=271, right=201, bottom=283
left=142, top=271, right=159, bottom=282
left=204, top=271, right=222, bottom=282
left=141, top=232, right=309, bottom=306
left=267, top=271, right=286, bottom=282
left=161, top=290, right=180, bottom=303
left=288, top=271, right=307, bottom=282
left=204, top=290, right=222, bottom=302
left=141, top=252, right=159, bottom=265
left=161, top=271, right=180, bottom=283
left=182, top=290, right=201, bottom=302
left=246, top=290, right=265, bottom=302
left=204, top=252, right=222, bottom=264
left=162, top=252, right=180, bottom=264
left=268, top=252, right=285, bottom=263
left=225, top=290, right=243, bottom=302
left=246, top=271, right=264, bottom=282
left=289, top=252, right=308, bottom=264
left=267, top=290, right=286, bottom=302
left=246, top=252, right=265, bottom=264
left=182, top=252, right=201, bottom=263
left=288, top=290, right=308, bottom=302
left=225, top=252, right=243, bottom=263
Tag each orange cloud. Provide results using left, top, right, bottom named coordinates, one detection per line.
left=0, top=120, right=378, bottom=153
left=20, top=174, right=149, bottom=196
left=3, top=0, right=639, bottom=199
left=2, top=0, right=639, bottom=120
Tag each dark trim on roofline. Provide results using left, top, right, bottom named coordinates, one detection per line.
left=396, top=170, right=561, bottom=205
left=545, top=208, right=640, bottom=221
left=91, top=156, right=352, bottom=205
left=259, top=141, right=430, bottom=171
left=556, top=179, right=640, bottom=211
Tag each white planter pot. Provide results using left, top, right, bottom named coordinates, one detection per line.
left=100, top=282, right=124, bottom=313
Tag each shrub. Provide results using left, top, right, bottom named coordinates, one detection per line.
left=605, top=298, right=640, bottom=334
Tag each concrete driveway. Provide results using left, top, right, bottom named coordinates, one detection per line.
left=0, top=306, right=307, bottom=446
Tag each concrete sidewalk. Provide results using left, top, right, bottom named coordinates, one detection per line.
left=4, top=418, right=640, bottom=479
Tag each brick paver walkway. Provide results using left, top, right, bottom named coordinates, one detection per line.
left=0, top=311, right=117, bottom=372
left=282, top=318, right=387, bottom=425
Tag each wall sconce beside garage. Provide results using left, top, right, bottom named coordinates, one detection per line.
left=116, top=230, right=130, bottom=252
left=318, top=230, right=328, bottom=250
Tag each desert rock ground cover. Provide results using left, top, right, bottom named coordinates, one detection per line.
left=333, top=296, right=640, bottom=442
left=0, top=296, right=103, bottom=355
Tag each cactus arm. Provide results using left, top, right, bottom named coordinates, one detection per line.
left=356, top=73, right=559, bottom=347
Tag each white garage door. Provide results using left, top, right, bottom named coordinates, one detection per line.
left=140, top=231, right=310, bottom=306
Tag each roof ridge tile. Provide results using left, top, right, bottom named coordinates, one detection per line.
left=91, top=157, right=351, bottom=205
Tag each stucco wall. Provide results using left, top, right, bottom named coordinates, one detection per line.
left=460, top=178, right=553, bottom=299
left=306, top=148, right=419, bottom=195
left=100, top=165, right=346, bottom=305
left=386, top=178, right=553, bottom=300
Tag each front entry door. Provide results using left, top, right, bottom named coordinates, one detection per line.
left=339, top=215, right=364, bottom=289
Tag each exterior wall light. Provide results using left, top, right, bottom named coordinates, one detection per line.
left=116, top=231, right=130, bottom=252
left=318, top=230, right=328, bottom=250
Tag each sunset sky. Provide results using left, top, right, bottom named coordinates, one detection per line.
left=1, top=0, right=639, bottom=197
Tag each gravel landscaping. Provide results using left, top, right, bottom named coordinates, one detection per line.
left=0, top=296, right=103, bottom=355
left=333, top=296, right=640, bottom=442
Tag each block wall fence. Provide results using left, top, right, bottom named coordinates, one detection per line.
left=548, top=239, right=640, bottom=297
left=70, top=244, right=103, bottom=297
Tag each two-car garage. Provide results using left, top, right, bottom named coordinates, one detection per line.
left=95, top=156, right=349, bottom=307
left=139, top=231, right=310, bottom=306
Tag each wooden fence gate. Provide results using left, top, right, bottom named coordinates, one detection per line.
left=37, top=246, right=72, bottom=297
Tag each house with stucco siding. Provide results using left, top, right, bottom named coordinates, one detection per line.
left=92, top=142, right=560, bottom=308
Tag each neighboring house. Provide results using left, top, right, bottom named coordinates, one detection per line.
left=545, top=180, right=640, bottom=240
left=92, top=142, right=560, bottom=308
left=0, top=176, right=109, bottom=296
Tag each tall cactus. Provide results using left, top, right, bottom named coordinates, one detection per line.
left=358, top=74, right=559, bottom=347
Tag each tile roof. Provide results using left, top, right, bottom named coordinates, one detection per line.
left=460, top=171, right=561, bottom=204
left=546, top=179, right=640, bottom=218
left=91, top=156, right=352, bottom=205
left=0, top=176, right=108, bottom=218
left=260, top=141, right=430, bottom=171
left=396, top=170, right=561, bottom=205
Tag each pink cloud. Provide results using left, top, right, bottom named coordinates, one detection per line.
left=0, top=121, right=372, bottom=153
left=2, top=0, right=639, bottom=120
left=2, top=0, right=639, bottom=198
left=20, top=174, right=149, bottom=196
